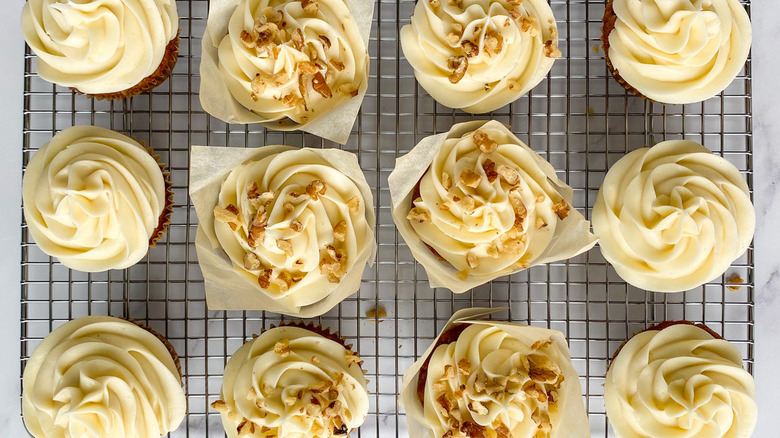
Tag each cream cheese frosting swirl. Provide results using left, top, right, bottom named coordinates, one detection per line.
left=592, top=140, right=754, bottom=292
left=216, top=0, right=369, bottom=126
left=400, top=0, right=560, bottom=113
left=21, top=0, right=179, bottom=94
left=213, top=148, right=374, bottom=313
left=22, top=316, right=186, bottom=438
left=605, top=323, right=757, bottom=438
left=605, top=0, right=752, bottom=104
left=418, top=324, right=572, bottom=437
left=213, top=326, right=369, bottom=438
left=407, top=120, right=580, bottom=284
left=22, top=126, right=167, bottom=272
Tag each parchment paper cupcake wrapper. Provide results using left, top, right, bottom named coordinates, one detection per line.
left=388, top=120, right=598, bottom=294
left=199, top=0, right=375, bottom=144
left=189, top=145, right=377, bottom=317
left=398, top=307, right=591, bottom=438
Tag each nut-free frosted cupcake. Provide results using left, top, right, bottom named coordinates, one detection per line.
left=22, top=316, right=186, bottom=438
left=400, top=310, right=590, bottom=438
left=605, top=322, right=757, bottom=438
left=400, top=0, right=560, bottom=113
left=592, top=140, right=754, bottom=292
left=21, top=0, right=180, bottom=99
left=601, top=0, right=751, bottom=104
left=23, top=126, right=172, bottom=272
left=390, top=120, right=597, bottom=293
left=211, top=324, right=369, bottom=438
left=208, top=147, right=374, bottom=315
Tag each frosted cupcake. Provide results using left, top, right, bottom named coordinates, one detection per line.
left=211, top=324, right=368, bottom=437
left=605, top=321, right=757, bottom=438
left=22, top=126, right=173, bottom=272
left=21, top=0, right=180, bottom=99
left=22, top=316, right=186, bottom=438
left=601, top=0, right=752, bottom=104
left=389, top=120, right=597, bottom=293
left=592, top=140, right=754, bottom=292
left=400, top=0, right=560, bottom=113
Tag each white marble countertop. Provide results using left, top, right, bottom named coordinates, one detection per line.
left=0, top=0, right=777, bottom=436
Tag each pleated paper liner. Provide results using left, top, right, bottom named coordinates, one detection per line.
left=132, top=138, right=174, bottom=248
left=608, top=320, right=725, bottom=367
left=126, top=318, right=183, bottom=383
left=600, top=0, right=653, bottom=102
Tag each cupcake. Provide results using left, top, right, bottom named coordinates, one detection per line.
left=389, top=120, right=597, bottom=293
left=605, top=321, right=757, bottom=438
left=400, top=0, right=560, bottom=113
left=400, top=309, right=590, bottom=438
left=199, top=0, right=371, bottom=143
left=211, top=323, right=369, bottom=437
left=191, top=146, right=375, bottom=316
left=21, top=0, right=180, bottom=99
left=601, top=0, right=751, bottom=104
left=592, top=140, right=754, bottom=292
left=22, top=126, right=173, bottom=272
left=22, top=316, right=186, bottom=438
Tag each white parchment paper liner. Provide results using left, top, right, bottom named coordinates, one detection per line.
left=389, top=120, right=598, bottom=293
left=399, top=308, right=591, bottom=438
left=189, top=145, right=377, bottom=317
left=199, top=0, right=374, bottom=144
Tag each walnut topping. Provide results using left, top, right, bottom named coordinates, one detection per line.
left=280, top=93, right=303, bottom=108
left=263, top=7, right=284, bottom=23
left=298, top=61, right=318, bottom=75
left=457, top=358, right=471, bottom=375
left=332, top=220, right=348, bottom=242
left=528, top=356, right=559, bottom=384
left=483, top=30, right=503, bottom=56
left=472, top=371, right=488, bottom=393
left=301, top=0, right=319, bottom=15
left=468, top=401, right=489, bottom=416
left=535, top=217, right=548, bottom=229
left=257, top=268, right=273, bottom=288
left=473, top=130, right=497, bottom=154
left=272, top=270, right=294, bottom=292
left=544, top=26, right=562, bottom=58
left=496, top=423, right=511, bottom=438
left=330, top=59, right=345, bottom=71
left=521, top=17, right=540, bottom=37
left=460, top=421, right=486, bottom=438
left=532, top=338, right=552, bottom=350
left=461, top=169, right=482, bottom=188
left=448, top=56, right=468, bottom=84
left=347, top=195, right=360, bottom=213
left=407, top=207, right=431, bottom=223
left=318, top=34, right=331, bottom=49
left=457, top=270, right=469, bottom=280
left=429, top=0, right=440, bottom=6
left=312, top=72, right=333, bottom=98
left=243, top=252, right=262, bottom=271
left=211, top=400, right=228, bottom=413
left=459, top=196, right=476, bottom=213
left=438, top=203, right=451, bottom=212
left=448, top=0, right=463, bottom=7
left=436, top=393, right=452, bottom=414
left=482, top=159, right=498, bottom=183
left=503, top=238, right=525, bottom=256
left=523, top=381, right=548, bottom=402
left=345, top=351, right=362, bottom=366
left=727, top=274, right=744, bottom=291
left=240, top=30, right=257, bottom=48
left=446, top=32, right=461, bottom=45
left=237, top=419, right=255, bottom=436
left=292, top=28, right=305, bottom=51
left=215, top=204, right=242, bottom=230
left=306, top=180, right=327, bottom=200
left=277, top=239, right=294, bottom=256
left=284, top=202, right=295, bottom=212
left=323, top=400, right=343, bottom=417
left=319, top=245, right=347, bottom=283
left=290, top=219, right=303, bottom=232
left=441, top=172, right=453, bottom=190
left=497, top=164, right=520, bottom=186
left=461, top=40, right=479, bottom=58
left=336, top=83, right=360, bottom=97
left=274, top=339, right=291, bottom=357
left=442, top=364, right=456, bottom=380
left=466, top=251, right=479, bottom=269
left=532, top=408, right=552, bottom=432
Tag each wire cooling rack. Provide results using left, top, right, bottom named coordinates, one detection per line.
left=20, top=0, right=754, bottom=437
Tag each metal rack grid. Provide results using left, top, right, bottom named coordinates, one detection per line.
left=20, top=0, right=754, bottom=437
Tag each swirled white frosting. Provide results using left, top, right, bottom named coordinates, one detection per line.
left=214, top=148, right=373, bottom=311
left=23, top=126, right=167, bottom=272
left=592, top=140, right=754, bottom=292
left=408, top=120, right=577, bottom=283
left=21, top=0, right=179, bottom=94
left=605, top=0, right=751, bottom=104
left=217, top=0, right=368, bottom=126
left=22, top=316, right=186, bottom=438
left=216, top=326, right=369, bottom=438
left=400, top=0, right=559, bottom=113
left=605, top=324, right=757, bottom=438
left=418, top=324, right=571, bottom=437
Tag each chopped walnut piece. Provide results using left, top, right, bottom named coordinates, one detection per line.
left=330, top=59, right=345, bottom=71
left=263, top=7, right=284, bottom=23
left=248, top=224, right=265, bottom=248
left=446, top=32, right=461, bottom=45
left=438, top=203, right=451, bottom=212
left=460, top=421, right=486, bottom=438
left=243, top=252, right=262, bottom=271
left=457, top=269, right=469, bottom=280
left=484, top=30, right=503, bottom=56
left=553, top=199, right=570, bottom=220
left=528, top=357, right=558, bottom=383
left=442, top=364, right=456, bottom=380
left=290, top=219, right=303, bottom=232
left=441, top=172, right=453, bottom=190
left=214, top=204, right=241, bottom=226
left=366, top=307, right=387, bottom=321
left=473, top=130, right=497, bottom=154
left=482, top=159, right=498, bottom=183
left=407, top=207, right=431, bottom=223
left=306, top=180, right=327, bottom=200
left=301, top=0, right=319, bottom=15
left=319, top=246, right=347, bottom=283
left=272, top=270, right=294, bottom=292
left=548, top=389, right=559, bottom=403
left=311, top=72, right=333, bottom=98
left=323, top=400, right=343, bottom=417
left=469, top=401, right=489, bottom=416
left=466, top=251, right=479, bottom=269
left=532, top=408, right=552, bottom=432
left=211, top=400, right=228, bottom=413
left=535, top=217, right=548, bottom=229
left=429, top=0, right=440, bottom=6
left=460, top=196, right=476, bottom=213
left=347, top=195, right=361, bottom=213
left=240, top=30, right=257, bottom=48
left=237, top=419, right=254, bottom=436
left=255, top=22, right=279, bottom=47
left=274, top=339, right=291, bottom=357
left=291, top=28, right=305, bottom=51
left=448, top=56, right=468, bottom=84
left=298, top=61, right=318, bottom=75
left=316, top=35, right=332, bottom=50
left=544, top=39, right=562, bottom=58
left=448, top=0, right=463, bottom=7
left=436, top=393, right=452, bottom=413
left=257, top=269, right=273, bottom=289
left=497, top=164, right=520, bottom=185
left=532, top=338, right=552, bottom=350
left=522, top=17, right=540, bottom=37
left=457, top=358, right=471, bottom=375
left=277, top=239, right=294, bottom=256
left=461, top=169, right=482, bottom=188
left=523, top=381, right=548, bottom=402
left=727, top=274, right=744, bottom=291
left=336, top=83, right=360, bottom=97
left=496, top=423, right=511, bottom=438
left=503, top=238, right=525, bottom=256
left=461, top=40, right=479, bottom=58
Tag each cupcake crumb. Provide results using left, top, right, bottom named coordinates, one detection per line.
left=366, top=307, right=386, bottom=322
left=727, top=274, right=744, bottom=291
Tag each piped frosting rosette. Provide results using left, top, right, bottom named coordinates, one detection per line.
left=22, top=316, right=186, bottom=438
left=592, top=140, right=754, bottom=292
left=400, top=0, right=560, bottom=113
left=200, top=0, right=372, bottom=143
left=191, top=146, right=375, bottom=316
left=21, top=0, right=179, bottom=96
left=400, top=308, right=590, bottom=438
left=605, top=322, right=757, bottom=438
left=389, top=120, right=597, bottom=293
left=212, top=325, right=369, bottom=438
left=22, top=126, right=170, bottom=272
left=603, top=0, right=752, bottom=104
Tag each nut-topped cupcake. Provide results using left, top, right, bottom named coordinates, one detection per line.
left=390, top=120, right=597, bottom=293
left=400, top=0, right=560, bottom=113
left=212, top=324, right=369, bottom=438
